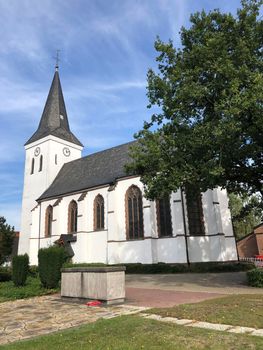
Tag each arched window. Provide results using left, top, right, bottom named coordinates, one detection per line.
left=126, top=185, right=144, bottom=239
left=156, top=195, right=172, bottom=237
left=68, top=200, right=78, bottom=233
left=94, top=194, right=104, bottom=230
left=185, top=186, right=205, bottom=236
left=39, top=155, right=43, bottom=172
left=45, top=205, right=53, bottom=237
left=30, top=158, right=35, bottom=174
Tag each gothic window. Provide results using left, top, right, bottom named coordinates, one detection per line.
left=94, top=194, right=104, bottom=230
left=156, top=195, right=172, bottom=237
left=45, top=205, right=53, bottom=237
left=185, top=186, right=205, bottom=236
left=31, top=158, right=35, bottom=174
left=68, top=200, right=78, bottom=233
left=39, top=155, right=43, bottom=172
left=126, top=185, right=144, bottom=239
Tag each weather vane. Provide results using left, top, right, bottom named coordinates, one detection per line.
left=54, top=49, right=60, bottom=71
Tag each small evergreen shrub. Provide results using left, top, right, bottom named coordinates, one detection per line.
left=12, top=254, right=29, bottom=286
left=38, top=246, right=67, bottom=288
left=247, top=268, right=263, bottom=287
left=0, top=266, right=12, bottom=282
left=28, top=265, right=39, bottom=277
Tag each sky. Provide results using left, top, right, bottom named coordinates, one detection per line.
left=0, top=0, right=245, bottom=230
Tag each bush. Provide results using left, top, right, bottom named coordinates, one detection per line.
left=28, top=265, right=39, bottom=277
left=247, top=268, right=263, bottom=287
left=0, top=266, right=12, bottom=282
left=12, top=254, right=29, bottom=286
left=38, top=246, right=67, bottom=289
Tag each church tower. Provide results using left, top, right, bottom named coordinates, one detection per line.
left=18, top=68, right=83, bottom=255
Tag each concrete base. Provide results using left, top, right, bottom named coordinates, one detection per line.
left=61, top=266, right=126, bottom=303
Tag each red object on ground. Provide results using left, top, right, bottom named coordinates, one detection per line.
left=86, top=300, right=102, bottom=307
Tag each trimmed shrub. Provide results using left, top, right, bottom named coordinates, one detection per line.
left=28, top=265, right=39, bottom=278
left=38, top=246, right=67, bottom=289
left=247, top=268, right=263, bottom=287
left=0, top=266, right=12, bottom=282
left=12, top=254, right=29, bottom=286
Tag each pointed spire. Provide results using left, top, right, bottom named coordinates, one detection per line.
left=25, top=70, right=83, bottom=147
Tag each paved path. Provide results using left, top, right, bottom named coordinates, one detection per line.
left=126, top=287, right=225, bottom=307
left=0, top=295, right=147, bottom=345
left=126, top=272, right=263, bottom=295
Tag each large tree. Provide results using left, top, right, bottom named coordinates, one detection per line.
left=0, top=216, right=15, bottom=265
left=128, top=0, right=263, bottom=202
left=228, top=193, right=262, bottom=239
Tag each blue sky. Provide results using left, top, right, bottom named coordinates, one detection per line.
left=0, top=0, right=244, bottom=229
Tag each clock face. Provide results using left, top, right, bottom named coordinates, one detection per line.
left=63, top=147, right=71, bottom=157
left=34, top=147, right=40, bottom=156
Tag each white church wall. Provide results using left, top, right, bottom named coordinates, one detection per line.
left=216, top=188, right=234, bottom=236
left=170, top=190, right=185, bottom=236
left=157, top=236, right=187, bottom=263
left=202, top=190, right=219, bottom=235
left=187, top=235, right=237, bottom=262
left=71, top=230, right=107, bottom=264
left=108, top=239, right=153, bottom=264
left=28, top=177, right=238, bottom=265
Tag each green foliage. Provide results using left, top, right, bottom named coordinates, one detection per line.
left=247, top=268, right=263, bottom=287
left=229, top=193, right=262, bottom=239
left=127, top=0, right=263, bottom=201
left=0, top=276, right=58, bottom=302
left=38, top=246, right=67, bottom=289
left=12, top=254, right=29, bottom=286
left=0, top=216, right=15, bottom=265
left=0, top=266, right=12, bottom=282
left=63, top=262, right=106, bottom=268
left=28, top=265, right=39, bottom=278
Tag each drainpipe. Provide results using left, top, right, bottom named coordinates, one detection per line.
left=181, top=188, right=190, bottom=266
left=38, top=202, right=42, bottom=252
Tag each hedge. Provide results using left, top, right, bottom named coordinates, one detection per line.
left=12, top=254, right=29, bottom=286
left=0, top=266, right=12, bottom=282
left=247, top=268, right=263, bottom=287
left=38, top=246, right=68, bottom=289
left=62, top=261, right=254, bottom=274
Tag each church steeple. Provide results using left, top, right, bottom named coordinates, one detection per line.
left=25, top=70, right=83, bottom=146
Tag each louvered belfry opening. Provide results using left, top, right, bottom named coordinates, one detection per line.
left=156, top=195, right=172, bottom=237
left=126, top=185, right=144, bottom=239
left=185, top=186, right=205, bottom=236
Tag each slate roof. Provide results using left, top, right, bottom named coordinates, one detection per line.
left=38, top=141, right=137, bottom=201
left=25, top=70, right=83, bottom=147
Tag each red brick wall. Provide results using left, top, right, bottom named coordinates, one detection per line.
left=237, top=224, right=263, bottom=258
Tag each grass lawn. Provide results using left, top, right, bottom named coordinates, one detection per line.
left=0, top=277, right=58, bottom=302
left=148, top=294, right=263, bottom=329
left=0, top=315, right=262, bottom=350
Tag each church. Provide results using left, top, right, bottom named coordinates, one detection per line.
left=18, top=68, right=238, bottom=265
